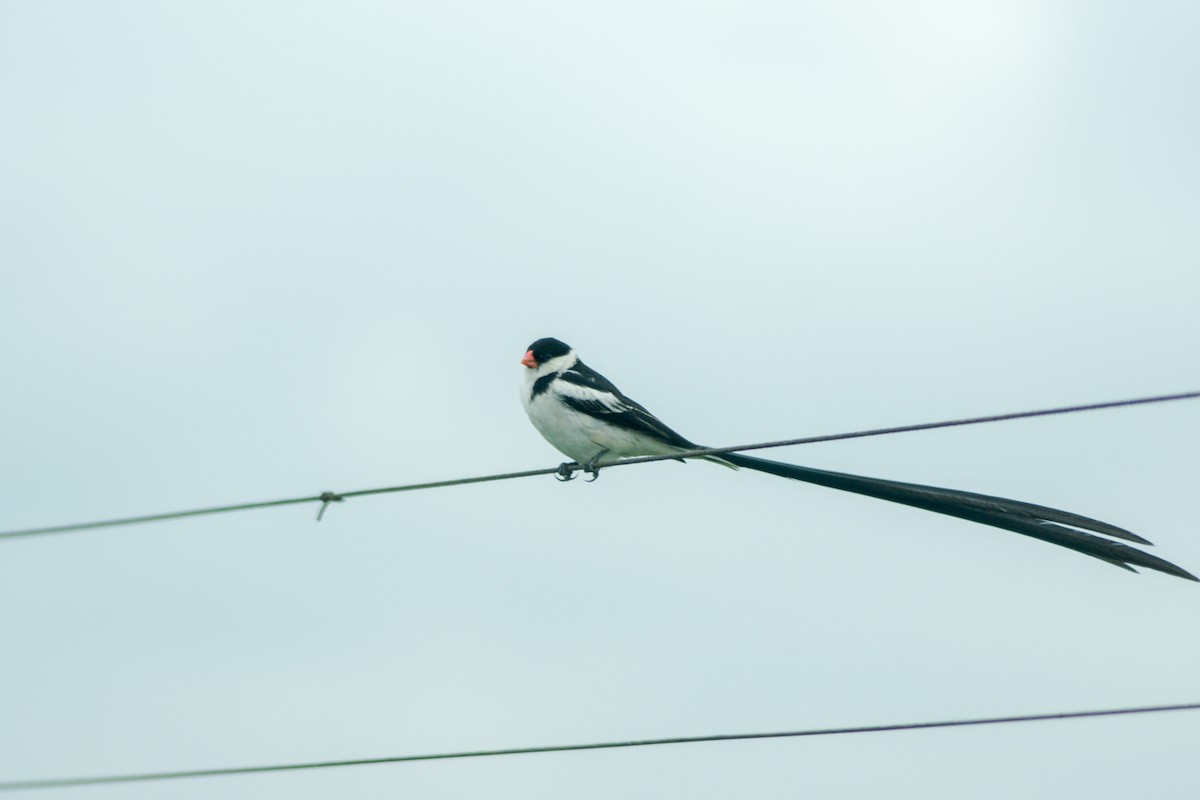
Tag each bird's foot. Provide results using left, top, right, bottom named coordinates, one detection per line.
left=555, top=462, right=579, bottom=482
left=582, top=450, right=609, bottom=482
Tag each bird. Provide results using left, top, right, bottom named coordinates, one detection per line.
left=519, top=337, right=1195, bottom=581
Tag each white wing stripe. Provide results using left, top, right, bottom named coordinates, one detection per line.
left=552, top=379, right=629, bottom=413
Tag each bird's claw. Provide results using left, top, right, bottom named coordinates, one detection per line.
left=555, top=451, right=607, bottom=483
left=582, top=450, right=607, bottom=482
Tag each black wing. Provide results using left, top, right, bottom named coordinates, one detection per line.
left=555, top=361, right=698, bottom=450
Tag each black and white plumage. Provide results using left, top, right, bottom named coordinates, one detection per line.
left=520, top=337, right=1195, bottom=581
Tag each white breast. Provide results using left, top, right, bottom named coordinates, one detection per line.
left=521, top=370, right=688, bottom=466
left=523, top=386, right=615, bottom=464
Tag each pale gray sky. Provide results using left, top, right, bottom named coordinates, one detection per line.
left=2, top=2, right=1199, bottom=797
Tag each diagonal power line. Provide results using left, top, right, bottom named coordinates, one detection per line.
left=2, top=701, right=1197, bottom=791
left=3, top=390, right=1198, bottom=541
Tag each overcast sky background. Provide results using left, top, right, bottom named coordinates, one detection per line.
left=2, top=1, right=1199, bottom=797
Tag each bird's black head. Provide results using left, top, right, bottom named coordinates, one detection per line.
left=522, top=337, right=573, bottom=368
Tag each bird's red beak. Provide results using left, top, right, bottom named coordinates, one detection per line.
left=521, top=350, right=538, bottom=369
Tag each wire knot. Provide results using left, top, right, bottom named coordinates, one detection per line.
left=316, top=491, right=345, bottom=521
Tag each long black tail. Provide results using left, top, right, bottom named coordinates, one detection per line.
left=718, top=451, right=1196, bottom=581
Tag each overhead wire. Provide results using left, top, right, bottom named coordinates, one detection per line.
left=3, top=390, right=1198, bottom=541
left=2, top=701, right=1196, bottom=791
left=3, top=397, right=1198, bottom=790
